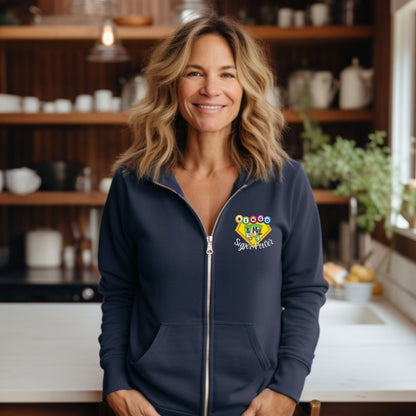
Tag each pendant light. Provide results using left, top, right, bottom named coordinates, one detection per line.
left=87, top=17, right=130, bottom=62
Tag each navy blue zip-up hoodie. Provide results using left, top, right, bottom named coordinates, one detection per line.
left=98, top=159, right=327, bottom=416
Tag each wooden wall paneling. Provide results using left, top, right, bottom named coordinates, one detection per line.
left=5, top=40, right=155, bottom=102
left=372, top=0, right=391, bottom=135
left=0, top=207, right=7, bottom=245
left=36, top=0, right=174, bottom=25
left=0, top=126, right=6, bottom=250
left=0, top=42, right=6, bottom=93
left=36, top=0, right=71, bottom=15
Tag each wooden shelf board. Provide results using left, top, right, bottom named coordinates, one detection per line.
left=0, top=110, right=371, bottom=125
left=0, top=25, right=373, bottom=42
left=284, top=109, right=372, bottom=123
left=313, top=190, right=349, bottom=204
left=0, top=190, right=347, bottom=206
left=0, top=191, right=107, bottom=206
left=0, top=112, right=128, bottom=125
left=246, top=25, right=373, bottom=42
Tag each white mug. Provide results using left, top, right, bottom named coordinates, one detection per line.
left=111, top=97, right=121, bottom=112
left=99, top=177, right=112, bottom=193
left=0, top=170, right=4, bottom=192
left=55, top=98, right=72, bottom=113
left=42, top=102, right=56, bottom=113
left=22, top=96, right=40, bottom=113
left=294, top=10, right=306, bottom=27
left=277, top=8, right=293, bottom=27
left=94, top=89, right=113, bottom=112
left=310, top=71, right=339, bottom=109
left=75, top=94, right=93, bottom=112
left=310, top=3, right=330, bottom=26
left=63, top=245, right=76, bottom=269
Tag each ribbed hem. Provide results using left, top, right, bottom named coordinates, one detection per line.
left=102, top=357, right=133, bottom=401
left=267, top=357, right=310, bottom=403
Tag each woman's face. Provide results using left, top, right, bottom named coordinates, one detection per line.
left=177, top=34, right=243, bottom=137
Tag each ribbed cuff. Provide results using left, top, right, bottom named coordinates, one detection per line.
left=267, top=357, right=310, bottom=403
left=102, top=357, right=133, bottom=401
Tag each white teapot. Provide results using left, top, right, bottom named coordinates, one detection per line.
left=309, top=71, right=339, bottom=109
left=339, top=58, right=374, bottom=109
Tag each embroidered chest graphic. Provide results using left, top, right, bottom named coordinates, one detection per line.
left=234, top=215, right=272, bottom=248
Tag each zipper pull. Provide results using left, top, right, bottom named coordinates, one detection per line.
left=206, top=236, right=214, bottom=255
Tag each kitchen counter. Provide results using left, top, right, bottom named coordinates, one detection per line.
left=0, top=298, right=416, bottom=403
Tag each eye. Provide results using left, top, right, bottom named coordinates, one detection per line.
left=221, top=72, right=235, bottom=78
left=186, top=71, right=202, bottom=78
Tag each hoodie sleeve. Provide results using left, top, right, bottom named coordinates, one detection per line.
left=98, top=167, right=137, bottom=400
left=267, top=163, right=328, bottom=402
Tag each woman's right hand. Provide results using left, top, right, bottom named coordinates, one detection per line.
left=106, top=389, right=161, bottom=416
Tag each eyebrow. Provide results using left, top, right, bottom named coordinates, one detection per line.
left=185, top=64, right=237, bottom=71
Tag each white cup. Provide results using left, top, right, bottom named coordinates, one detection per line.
left=55, top=98, right=72, bottom=113
left=75, top=94, right=93, bottom=112
left=6, top=167, right=42, bottom=195
left=0, top=94, right=21, bottom=112
left=63, top=245, right=76, bottom=269
left=0, top=170, right=4, bottom=192
left=111, top=97, right=121, bottom=112
left=277, top=8, right=293, bottom=27
left=294, top=10, right=306, bottom=27
left=42, top=102, right=56, bottom=113
left=99, top=177, right=112, bottom=193
left=22, top=96, right=40, bottom=113
left=94, top=89, right=113, bottom=112
left=310, top=3, right=330, bottom=26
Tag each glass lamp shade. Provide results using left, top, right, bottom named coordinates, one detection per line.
left=87, top=18, right=130, bottom=62
left=70, top=0, right=119, bottom=16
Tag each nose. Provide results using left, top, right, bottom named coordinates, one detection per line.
left=200, top=75, right=220, bottom=97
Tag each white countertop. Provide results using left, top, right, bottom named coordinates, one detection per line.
left=0, top=298, right=416, bottom=403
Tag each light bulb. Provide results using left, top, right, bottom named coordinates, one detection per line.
left=101, top=23, right=114, bottom=46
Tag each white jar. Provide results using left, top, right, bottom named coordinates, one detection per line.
left=25, top=229, right=63, bottom=268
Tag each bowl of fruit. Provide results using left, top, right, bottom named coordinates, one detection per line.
left=344, top=264, right=376, bottom=304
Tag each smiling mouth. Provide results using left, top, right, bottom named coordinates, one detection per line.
left=194, top=104, right=225, bottom=110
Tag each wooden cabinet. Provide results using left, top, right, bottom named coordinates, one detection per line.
left=0, top=0, right=389, bottom=267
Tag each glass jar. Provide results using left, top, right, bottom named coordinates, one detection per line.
left=172, top=0, right=210, bottom=25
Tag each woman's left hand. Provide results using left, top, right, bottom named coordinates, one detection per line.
left=241, top=388, right=296, bottom=416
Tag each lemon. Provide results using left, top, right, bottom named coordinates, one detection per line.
left=345, top=273, right=360, bottom=282
left=349, top=264, right=375, bottom=282
left=372, top=281, right=383, bottom=296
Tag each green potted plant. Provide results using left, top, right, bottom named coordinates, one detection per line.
left=300, top=114, right=393, bottom=235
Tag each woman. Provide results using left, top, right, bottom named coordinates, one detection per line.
left=98, top=14, right=327, bottom=416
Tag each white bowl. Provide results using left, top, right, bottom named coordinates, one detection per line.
left=343, top=281, right=375, bottom=304
left=6, top=168, right=42, bottom=195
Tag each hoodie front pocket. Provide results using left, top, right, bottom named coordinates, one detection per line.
left=129, top=323, right=203, bottom=415
left=212, top=323, right=272, bottom=413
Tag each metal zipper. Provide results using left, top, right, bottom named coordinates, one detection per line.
left=202, top=185, right=247, bottom=416
left=204, top=235, right=213, bottom=416
left=152, top=179, right=247, bottom=416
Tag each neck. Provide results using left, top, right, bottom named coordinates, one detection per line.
left=181, top=128, right=234, bottom=176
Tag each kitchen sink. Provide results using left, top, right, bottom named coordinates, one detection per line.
left=319, top=300, right=385, bottom=325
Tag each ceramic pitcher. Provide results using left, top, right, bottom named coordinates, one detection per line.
left=339, top=58, right=374, bottom=109
left=310, top=71, right=339, bottom=109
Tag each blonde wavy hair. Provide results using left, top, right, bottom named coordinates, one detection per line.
left=115, top=14, right=288, bottom=181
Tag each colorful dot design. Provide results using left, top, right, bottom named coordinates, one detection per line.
left=235, top=215, right=272, bottom=247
